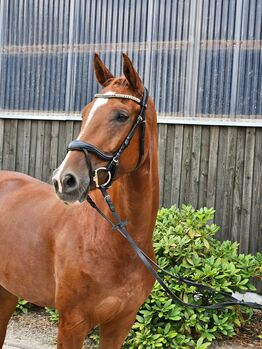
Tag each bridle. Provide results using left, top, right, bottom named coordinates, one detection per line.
left=66, top=88, right=262, bottom=311
left=67, top=88, right=148, bottom=188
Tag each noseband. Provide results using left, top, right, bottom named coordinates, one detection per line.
left=67, top=88, right=148, bottom=188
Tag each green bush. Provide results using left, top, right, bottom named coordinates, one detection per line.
left=122, top=205, right=261, bottom=349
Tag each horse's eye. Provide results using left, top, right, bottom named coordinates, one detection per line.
left=116, top=112, right=129, bottom=122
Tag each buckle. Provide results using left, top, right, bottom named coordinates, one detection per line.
left=93, top=167, right=112, bottom=188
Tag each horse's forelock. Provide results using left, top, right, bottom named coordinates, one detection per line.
left=108, top=77, right=130, bottom=88
left=107, top=77, right=144, bottom=99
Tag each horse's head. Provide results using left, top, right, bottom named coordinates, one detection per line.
left=52, top=53, right=153, bottom=204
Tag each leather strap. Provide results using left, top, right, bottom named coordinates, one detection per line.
left=67, top=140, right=114, bottom=162
left=67, top=88, right=149, bottom=188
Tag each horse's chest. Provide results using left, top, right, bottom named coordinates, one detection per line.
left=83, top=263, right=151, bottom=324
left=55, top=235, right=154, bottom=322
left=58, top=255, right=151, bottom=305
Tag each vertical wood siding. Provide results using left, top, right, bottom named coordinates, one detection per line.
left=0, top=119, right=261, bottom=258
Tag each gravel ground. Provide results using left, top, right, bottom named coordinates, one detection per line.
left=4, top=311, right=57, bottom=349
left=3, top=309, right=262, bottom=349
left=4, top=310, right=95, bottom=349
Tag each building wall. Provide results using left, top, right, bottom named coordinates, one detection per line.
left=0, top=0, right=262, bottom=122
left=0, top=118, right=261, bottom=258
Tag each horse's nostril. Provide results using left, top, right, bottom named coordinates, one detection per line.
left=62, top=173, right=78, bottom=193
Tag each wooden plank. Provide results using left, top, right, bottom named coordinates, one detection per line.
left=158, top=124, right=168, bottom=206
left=249, top=128, right=262, bottom=256
left=206, top=126, right=219, bottom=209
left=250, top=128, right=262, bottom=293
left=214, top=127, right=228, bottom=238
left=163, top=125, right=176, bottom=207
left=198, top=126, right=210, bottom=207
left=221, top=127, right=237, bottom=240
left=3, top=120, right=17, bottom=171
left=57, top=120, right=74, bottom=165
left=72, top=121, right=81, bottom=140
left=57, top=121, right=66, bottom=166
left=0, top=119, right=5, bottom=170
left=22, top=120, right=31, bottom=174
left=42, top=121, right=52, bottom=183
left=240, top=128, right=256, bottom=253
left=171, top=125, right=184, bottom=206
left=179, top=125, right=193, bottom=205
left=29, top=120, right=38, bottom=177
left=65, top=121, right=75, bottom=142
left=35, top=120, right=45, bottom=180
left=2, top=120, right=10, bottom=170
left=49, top=121, right=60, bottom=179
left=15, top=120, right=24, bottom=173
left=231, top=127, right=245, bottom=242
left=189, top=126, right=202, bottom=208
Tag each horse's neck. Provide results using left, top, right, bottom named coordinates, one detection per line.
left=112, top=151, right=159, bottom=244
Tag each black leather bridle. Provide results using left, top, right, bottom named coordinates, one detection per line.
left=67, top=88, right=148, bottom=188
left=66, top=88, right=262, bottom=311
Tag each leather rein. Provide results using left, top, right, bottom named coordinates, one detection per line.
left=67, top=89, right=262, bottom=311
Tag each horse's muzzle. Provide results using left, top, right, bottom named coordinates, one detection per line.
left=52, top=170, right=90, bottom=204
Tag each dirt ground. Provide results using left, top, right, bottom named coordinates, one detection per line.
left=4, top=309, right=262, bottom=349
left=4, top=309, right=95, bottom=349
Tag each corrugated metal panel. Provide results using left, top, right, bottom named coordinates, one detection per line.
left=0, top=0, right=261, bottom=121
left=197, top=0, right=262, bottom=119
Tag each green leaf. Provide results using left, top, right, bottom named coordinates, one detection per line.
left=196, top=336, right=204, bottom=347
left=136, top=315, right=144, bottom=323
left=203, top=238, right=210, bottom=249
left=164, top=323, right=171, bottom=334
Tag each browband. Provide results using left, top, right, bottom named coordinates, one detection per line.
left=95, top=93, right=146, bottom=107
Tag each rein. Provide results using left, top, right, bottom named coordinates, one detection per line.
left=67, top=89, right=262, bottom=311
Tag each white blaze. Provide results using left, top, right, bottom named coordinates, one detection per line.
left=77, top=91, right=112, bottom=140
left=53, top=92, right=112, bottom=192
left=52, top=152, right=72, bottom=192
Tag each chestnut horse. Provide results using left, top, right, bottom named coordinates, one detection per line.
left=0, top=53, right=159, bottom=349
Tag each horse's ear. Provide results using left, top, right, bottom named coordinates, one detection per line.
left=122, top=53, right=143, bottom=94
left=94, top=53, right=114, bottom=87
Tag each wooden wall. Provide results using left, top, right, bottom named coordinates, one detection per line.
left=0, top=118, right=261, bottom=258
left=158, top=123, right=261, bottom=257
left=0, top=119, right=81, bottom=183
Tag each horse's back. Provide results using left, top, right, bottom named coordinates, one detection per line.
left=0, top=171, right=58, bottom=306
left=0, top=170, right=49, bottom=194
left=0, top=170, right=59, bottom=211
